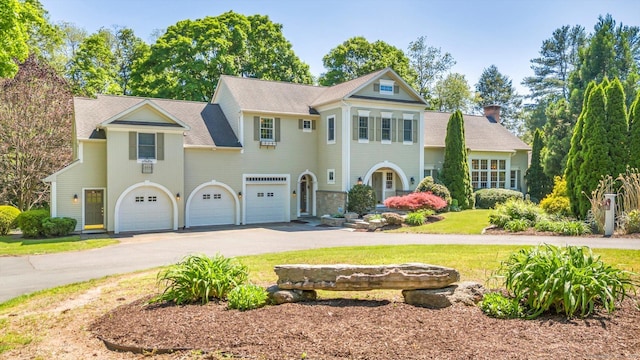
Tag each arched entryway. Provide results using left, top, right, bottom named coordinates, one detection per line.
left=362, top=162, right=409, bottom=204
left=297, top=171, right=317, bottom=217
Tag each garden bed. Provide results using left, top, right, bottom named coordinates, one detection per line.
left=91, top=295, right=640, bottom=359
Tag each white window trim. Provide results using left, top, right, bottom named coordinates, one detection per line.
left=137, top=132, right=157, bottom=164
left=379, top=79, right=395, bottom=95
left=327, top=115, right=336, bottom=144
left=403, top=114, right=414, bottom=145
left=260, top=117, right=275, bottom=141
left=327, top=169, right=336, bottom=185
left=302, top=119, right=312, bottom=133
left=381, top=112, right=392, bottom=144
left=357, top=110, right=370, bottom=143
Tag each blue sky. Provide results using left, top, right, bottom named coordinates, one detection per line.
left=40, top=0, right=639, bottom=96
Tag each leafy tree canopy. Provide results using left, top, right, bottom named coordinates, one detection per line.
left=131, top=11, right=312, bottom=101
left=0, top=0, right=51, bottom=78
left=433, top=72, right=473, bottom=112
left=319, top=36, right=415, bottom=86
left=407, top=35, right=455, bottom=101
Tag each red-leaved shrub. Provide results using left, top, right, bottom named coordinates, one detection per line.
left=384, top=192, right=447, bottom=211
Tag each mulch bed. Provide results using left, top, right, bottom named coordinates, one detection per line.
left=91, top=295, right=640, bottom=359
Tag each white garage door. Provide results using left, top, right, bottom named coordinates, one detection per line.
left=245, top=182, right=288, bottom=224
left=118, top=187, right=173, bottom=232
left=188, top=186, right=235, bottom=227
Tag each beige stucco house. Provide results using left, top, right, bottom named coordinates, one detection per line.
left=45, top=68, right=529, bottom=234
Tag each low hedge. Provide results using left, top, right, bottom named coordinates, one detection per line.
left=474, top=189, right=524, bottom=209
left=42, top=217, right=77, bottom=237
left=0, top=205, right=21, bottom=236
left=15, top=209, right=50, bottom=238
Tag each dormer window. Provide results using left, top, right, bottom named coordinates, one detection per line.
left=379, top=80, right=395, bottom=95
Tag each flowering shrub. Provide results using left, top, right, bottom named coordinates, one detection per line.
left=384, top=192, right=447, bottom=211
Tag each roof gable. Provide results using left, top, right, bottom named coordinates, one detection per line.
left=311, top=68, right=427, bottom=107
left=100, top=99, right=190, bottom=130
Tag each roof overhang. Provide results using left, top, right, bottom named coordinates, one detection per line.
left=99, top=99, right=191, bottom=131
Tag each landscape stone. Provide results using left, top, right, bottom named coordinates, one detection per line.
left=274, top=263, right=459, bottom=291
left=402, top=282, right=486, bottom=308
left=266, top=285, right=317, bottom=304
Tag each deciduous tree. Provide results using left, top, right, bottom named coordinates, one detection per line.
left=319, top=36, right=414, bottom=86
left=433, top=73, right=473, bottom=112
left=407, top=36, right=455, bottom=101
left=440, top=110, right=474, bottom=209
left=131, top=12, right=311, bottom=101
left=0, top=55, right=73, bottom=210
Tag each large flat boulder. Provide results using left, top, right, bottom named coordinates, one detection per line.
left=274, top=263, right=459, bottom=291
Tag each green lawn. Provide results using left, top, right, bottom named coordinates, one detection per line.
left=386, top=209, right=493, bottom=234
left=0, top=235, right=119, bottom=256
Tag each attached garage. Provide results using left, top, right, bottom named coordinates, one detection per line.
left=187, top=185, right=236, bottom=227
left=244, top=176, right=289, bottom=224
left=117, top=186, right=173, bottom=232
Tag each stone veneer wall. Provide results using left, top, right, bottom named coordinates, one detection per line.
left=316, top=190, right=347, bottom=217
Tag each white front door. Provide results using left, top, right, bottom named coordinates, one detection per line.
left=373, top=171, right=395, bottom=204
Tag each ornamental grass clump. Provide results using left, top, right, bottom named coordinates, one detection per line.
left=152, top=254, right=248, bottom=305
left=494, top=244, right=636, bottom=319
left=489, top=198, right=542, bottom=229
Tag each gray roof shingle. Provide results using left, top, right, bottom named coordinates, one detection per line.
left=424, top=111, right=530, bottom=152
left=74, top=95, right=240, bottom=147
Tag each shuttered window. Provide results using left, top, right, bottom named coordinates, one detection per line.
left=129, top=131, right=164, bottom=161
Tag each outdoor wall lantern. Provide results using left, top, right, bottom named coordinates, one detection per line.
left=73, top=194, right=78, bottom=203
left=410, top=176, right=415, bottom=185
left=292, top=190, right=296, bottom=197
left=357, top=177, right=363, bottom=185
left=238, top=191, right=242, bottom=198
left=176, top=193, right=181, bottom=201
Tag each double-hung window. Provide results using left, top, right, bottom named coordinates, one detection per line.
left=403, top=114, right=414, bottom=144
left=327, top=115, right=335, bottom=143
left=138, top=133, right=156, bottom=160
left=359, top=116, right=369, bottom=140
left=260, top=117, right=274, bottom=141
left=381, top=112, right=392, bottom=143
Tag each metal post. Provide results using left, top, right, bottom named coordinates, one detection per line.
left=604, top=194, right=616, bottom=237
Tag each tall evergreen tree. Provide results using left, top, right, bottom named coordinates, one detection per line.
left=577, top=84, right=608, bottom=217
left=440, top=110, right=474, bottom=209
left=565, top=81, right=596, bottom=217
left=541, top=98, right=572, bottom=178
left=475, top=65, right=523, bottom=134
left=605, top=78, right=629, bottom=177
left=629, top=93, right=640, bottom=170
left=525, top=129, right=552, bottom=201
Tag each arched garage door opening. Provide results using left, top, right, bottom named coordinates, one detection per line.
left=186, top=181, right=239, bottom=228
left=115, top=182, right=177, bottom=234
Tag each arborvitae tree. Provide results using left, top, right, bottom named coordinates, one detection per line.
left=629, top=94, right=640, bottom=169
left=541, top=98, right=573, bottom=178
left=566, top=81, right=596, bottom=216
left=440, top=110, right=474, bottom=209
left=525, top=129, right=552, bottom=201
left=577, top=84, right=609, bottom=217
left=605, top=78, right=629, bottom=177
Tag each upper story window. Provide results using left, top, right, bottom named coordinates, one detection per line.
left=379, top=79, right=395, bottom=95
left=260, top=117, right=274, bottom=141
left=381, top=112, right=392, bottom=143
left=358, top=116, right=368, bottom=140
left=403, top=114, right=414, bottom=144
left=138, top=133, right=156, bottom=159
left=303, top=119, right=312, bottom=132
left=327, top=115, right=335, bottom=144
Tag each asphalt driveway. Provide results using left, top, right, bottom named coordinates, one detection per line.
left=2, top=222, right=640, bottom=303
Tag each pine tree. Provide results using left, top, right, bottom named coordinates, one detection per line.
left=440, top=110, right=474, bottom=209
left=577, top=84, right=609, bottom=217
left=565, top=81, right=596, bottom=217
left=629, top=93, right=640, bottom=169
left=525, top=129, right=552, bottom=201
left=605, top=78, right=629, bottom=177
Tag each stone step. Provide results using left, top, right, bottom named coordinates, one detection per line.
left=342, top=222, right=368, bottom=230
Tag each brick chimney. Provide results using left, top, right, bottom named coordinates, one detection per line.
left=483, top=105, right=501, bottom=123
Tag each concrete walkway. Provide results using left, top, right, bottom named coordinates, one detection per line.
left=2, top=222, right=639, bottom=303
